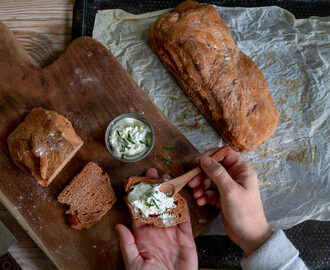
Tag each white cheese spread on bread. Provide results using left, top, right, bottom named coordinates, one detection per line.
left=128, top=183, right=176, bottom=218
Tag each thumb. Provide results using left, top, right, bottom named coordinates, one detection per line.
left=115, top=224, right=140, bottom=268
left=200, top=156, right=237, bottom=194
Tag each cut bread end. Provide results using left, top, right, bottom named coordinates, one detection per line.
left=124, top=176, right=187, bottom=227
left=58, top=162, right=117, bottom=230
left=37, top=142, right=83, bottom=187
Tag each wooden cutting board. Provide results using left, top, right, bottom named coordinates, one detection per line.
left=0, top=22, right=218, bottom=270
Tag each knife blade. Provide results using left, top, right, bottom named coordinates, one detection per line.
left=0, top=220, right=22, bottom=270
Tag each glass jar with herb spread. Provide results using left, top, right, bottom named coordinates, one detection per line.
left=105, top=113, right=154, bottom=162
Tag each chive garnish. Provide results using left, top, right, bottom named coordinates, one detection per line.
left=151, top=199, right=159, bottom=209
left=145, top=201, right=152, bottom=207
left=126, top=137, right=136, bottom=144
left=140, top=140, right=149, bottom=147
left=124, top=145, right=131, bottom=149
left=162, top=156, right=173, bottom=163
left=163, top=146, right=177, bottom=150
left=116, top=130, right=121, bottom=136
left=152, top=195, right=161, bottom=202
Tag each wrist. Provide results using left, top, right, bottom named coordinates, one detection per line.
left=240, top=223, right=273, bottom=256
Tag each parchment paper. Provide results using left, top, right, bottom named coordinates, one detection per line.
left=93, top=6, right=330, bottom=233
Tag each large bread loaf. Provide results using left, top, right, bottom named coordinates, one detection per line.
left=150, top=1, right=278, bottom=152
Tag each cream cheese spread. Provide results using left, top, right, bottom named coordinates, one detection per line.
left=109, top=117, right=151, bottom=159
left=128, top=183, right=176, bottom=218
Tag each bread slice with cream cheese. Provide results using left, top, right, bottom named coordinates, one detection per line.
left=124, top=176, right=187, bottom=227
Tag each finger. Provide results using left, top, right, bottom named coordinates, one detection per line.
left=193, top=185, right=205, bottom=199
left=203, top=178, right=212, bottom=190
left=115, top=224, right=140, bottom=267
left=146, top=168, right=158, bottom=178
left=162, top=174, right=172, bottom=180
left=204, top=190, right=219, bottom=206
left=197, top=190, right=219, bottom=207
left=188, top=173, right=203, bottom=188
left=194, top=147, right=221, bottom=164
left=196, top=196, right=207, bottom=206
left=201, top=156, right=238, bottom=194
left=220, top=150, right=257, bottom=189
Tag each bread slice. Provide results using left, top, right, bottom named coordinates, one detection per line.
left=7, top=107, right=84, bottom=186
left=124, top=176, right=187, bottom=227
left=58, top=162, right=117, bottom=230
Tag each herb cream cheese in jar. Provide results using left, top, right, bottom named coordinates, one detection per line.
left=105, top=114, right=154, bottom=162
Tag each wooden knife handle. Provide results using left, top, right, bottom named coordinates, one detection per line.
left=0, top=253, right=22, bottom=270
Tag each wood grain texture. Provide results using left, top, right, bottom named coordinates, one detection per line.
left=0, top=0, right=74, bottom=67
left=0, top=22, right=218, bottom=269
left=0, top=1, right=73, bottom=268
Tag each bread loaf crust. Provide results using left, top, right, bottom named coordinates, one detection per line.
left=7, top=107, right=84, bottom=186
left=150, top=1, right=278, bottom=152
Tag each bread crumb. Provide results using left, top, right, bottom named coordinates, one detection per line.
left=198, top=219, right=206, bottom=224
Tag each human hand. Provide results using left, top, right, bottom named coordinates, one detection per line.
left=116, top=168, right=198, bottom=270
left=189, top=147, right=272, bottom=256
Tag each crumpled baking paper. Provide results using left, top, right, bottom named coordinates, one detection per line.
left=93, top=6, right=330, bottom=234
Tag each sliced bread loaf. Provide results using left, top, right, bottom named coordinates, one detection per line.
left=124, top=176, right=187, bottom=227
left=58, top=162, right=117, bottom=230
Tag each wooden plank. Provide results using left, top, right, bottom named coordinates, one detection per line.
left=0, top=0, right=74, bottom=67
left=0, top=1, right=73, bottom=268
left=0, top=22, right=218, bottom=269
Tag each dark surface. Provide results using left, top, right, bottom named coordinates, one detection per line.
left=0, top=253, right=22, bottom=270
left=72, top=0, right=330, bottom=39
left=196, top=220, right=330, bottom=269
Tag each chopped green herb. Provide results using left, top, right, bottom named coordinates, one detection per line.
left=163, top=146, right=177, bottom=150
left=126, top=137, right=136, bottom=144
left=139, top=140, right=149, bottom=147
left=162, top=156, right=173, bottom=163
left=182, top=161, right=188, bottom=171
left=151, top=199, right=159, bottom=209
left=152, top=195, right=161, bottom=202
left=124, top=145, right=131, bottom=149
left=116, top=130, right=121, bottom=136
left=133, top=131, right=138, bottom=136
left=145, top=201, right=153, bottom=208
left=120, top=148, right=125, bottom=153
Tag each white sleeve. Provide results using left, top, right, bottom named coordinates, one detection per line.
left=241, top=230, right=308, bottom=270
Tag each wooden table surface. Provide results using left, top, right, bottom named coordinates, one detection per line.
left=1, top=0, right=71, bottom=269
left=0, top=1, right=225, bottom=269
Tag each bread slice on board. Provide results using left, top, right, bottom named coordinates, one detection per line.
left=7, top=107, right=84, bottom=186
left=150, top=1, right=279, bottom=152
left=58, top=162, right=117, bottom=230
left=124, top=176, right=187, bottom=227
